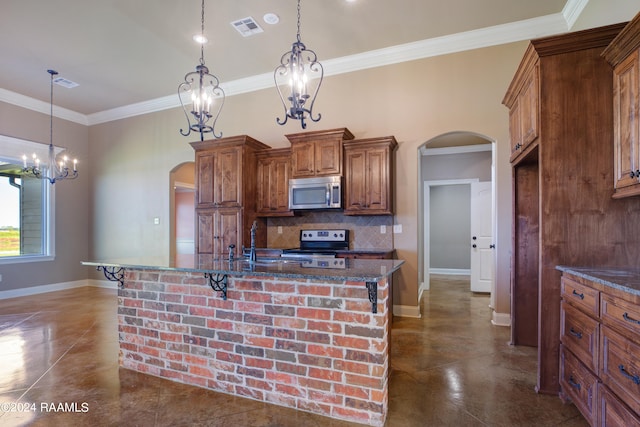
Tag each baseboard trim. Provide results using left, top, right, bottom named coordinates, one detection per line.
left=393, top=304, right=422, bottom=318
left=429, top=268, right=471, bottom=276
left=491, top=311, right=511, bottom=327
left=0, top=279, right=117, bottom=300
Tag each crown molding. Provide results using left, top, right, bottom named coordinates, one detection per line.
left=0, top=88, right=88, bottom=125
left=3, top=1, right=586, bottom=127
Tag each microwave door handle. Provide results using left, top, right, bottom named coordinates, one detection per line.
left=326, top=186, right=331, bottom=206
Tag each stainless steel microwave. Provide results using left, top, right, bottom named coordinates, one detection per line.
left=288, top=176, right=342, bottom=210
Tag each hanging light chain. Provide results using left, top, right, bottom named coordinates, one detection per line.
left=296, top=0, right=302, bottom=43
left=200, top=0, right=205, bottom=65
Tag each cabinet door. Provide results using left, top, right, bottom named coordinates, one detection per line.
left=257, top=155, right=291, bottom=215
left=364, top=147, right=389, bottom=212
left=509, top=99, right=523, bottom=161
left=196, top=152, right=215, bottom=206
left=344, top=149, right=367, bottom=210
left=315, top=139, right=342, bottom=176
left=613, top=50, right=640, bottom=193
left=291, top=141, right=316, bottom=177
left=520, top=65, right=539, bottom=148
left=196, top=209, right=215, bottom=255
left=215, top=208, right=242, bottom=257
left=214, top=146, right=242, bottom=206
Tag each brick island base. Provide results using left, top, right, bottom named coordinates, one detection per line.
left=117, top=269, right=391, bottom=426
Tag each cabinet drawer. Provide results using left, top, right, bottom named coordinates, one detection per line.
left=561, top=300, right=599, bottom=373
left=599, top=384, right=640, bottom=427
left=602, top=294, right=640, bottom=341
left=600, top=326, right=640, bottom=415
left=560, top=345, right=599, bottom=425
left=561, top=277, right=599, bottom=318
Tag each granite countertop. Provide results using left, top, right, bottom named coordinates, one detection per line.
left=83, top=256, right=404, bottom=282
left=556, top=266, right=640, bottom=297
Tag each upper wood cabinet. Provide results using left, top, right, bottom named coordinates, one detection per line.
left=603, top=12, right=640, bottom=198
left=503, top=49, right=540, bottom=163
left=256, top=148, right=293, bottom=217
left=343, top=136, right=397, bottom=216
left=191, top=135, right=270, bottom=256
left=285, top=128, right=354, bottom=178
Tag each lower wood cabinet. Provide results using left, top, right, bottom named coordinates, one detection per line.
left=559, top=272, right=640, bottom=426
left=196, top=208, right=242, bottom=258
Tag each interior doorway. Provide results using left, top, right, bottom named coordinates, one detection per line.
left=169, top=162, right=195, bottom=267
left=418, top=132, right=496, bottom=310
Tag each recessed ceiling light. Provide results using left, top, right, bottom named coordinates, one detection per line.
left=193, top=34, right=208, bottom=44
left=263, top=13, right=279, bottom=25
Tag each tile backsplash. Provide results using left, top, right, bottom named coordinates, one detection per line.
left=266, top=211, right=394, bottom=249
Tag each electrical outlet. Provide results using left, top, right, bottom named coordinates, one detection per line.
left=380, top=225, right=386, bottom=234
left=393, top=224, right=402, bottom=234
left=277, top=226, right=283, bottom=234
left=154, top=217, right=160, bottom=225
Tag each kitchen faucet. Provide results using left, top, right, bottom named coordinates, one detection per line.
left=242, top=220, right=258, bottom=262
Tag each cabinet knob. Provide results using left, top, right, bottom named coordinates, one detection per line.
left=631, top=171, right=636, bottom=178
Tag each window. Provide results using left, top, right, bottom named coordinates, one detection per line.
left=0, top=135, right=53, bottom=264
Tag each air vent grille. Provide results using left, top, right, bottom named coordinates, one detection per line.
left=53, top=77, right=79, bottom=89
left=231, top=17, right=263, bottom=37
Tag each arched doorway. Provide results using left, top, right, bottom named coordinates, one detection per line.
left=170, top=162, right=195, bottom=267
left=417, top=131, right=497, bottom=311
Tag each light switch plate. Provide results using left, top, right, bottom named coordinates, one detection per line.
left=154, top=217, right=160, bottom=225
left=393, top=224, right=402, bottom=234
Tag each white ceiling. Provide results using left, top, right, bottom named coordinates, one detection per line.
left=1, top=0, right=578, bottom=125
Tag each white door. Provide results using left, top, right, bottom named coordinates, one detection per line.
left=470, top=181, right=494, bottom=292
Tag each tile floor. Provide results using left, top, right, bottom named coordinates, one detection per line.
left=0, top=275, right=587, bottom=426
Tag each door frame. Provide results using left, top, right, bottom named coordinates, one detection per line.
left=417, top=137, right=496, bottom=307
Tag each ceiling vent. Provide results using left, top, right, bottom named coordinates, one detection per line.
left=53, top=77, right=79, bottom=89
left=231, top=17, right=263, bottom=37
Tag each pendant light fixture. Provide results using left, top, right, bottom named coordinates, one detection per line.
left=22, top=69, right=78, bottom=184
left=178, top=0, right=225, bottom=141
left=274, top=0, right=323, bottom=129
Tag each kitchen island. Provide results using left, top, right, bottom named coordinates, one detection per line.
left=83, top=256, right=403, bottom=427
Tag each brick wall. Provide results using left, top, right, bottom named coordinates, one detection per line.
left=118, top=269, right=391, bottom=426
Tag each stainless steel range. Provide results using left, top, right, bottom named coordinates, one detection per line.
left=281, top=229, right=349, bottom=268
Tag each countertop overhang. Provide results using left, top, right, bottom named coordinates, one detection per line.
left=82, top=256, right=404, bottom=282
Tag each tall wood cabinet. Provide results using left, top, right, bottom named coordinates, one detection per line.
left=343, top=136, right=397, bottom=215
left=502, top=23, right=632, bottom=395
left=286, top=128, right=354, bottom=178
left=602, top=12, right=640, bottom=199
left=191, top=136, right=269, bottom=259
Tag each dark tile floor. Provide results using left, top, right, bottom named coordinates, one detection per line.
left=0, top=275, right=587, bottom=426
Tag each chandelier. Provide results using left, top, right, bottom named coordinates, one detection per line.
left=274, top=0, right=323, bottom=129
left=22, top=69, right=78, bottom=184
left=178, top=0, right=225, bottom=141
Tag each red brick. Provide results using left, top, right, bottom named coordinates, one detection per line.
left=333, top=311, right=373, bottom=324
left=297, top=285, right=331, bottom=296
left=308, top=389, right=343, bottom=404
left=184, top=295, right=206, bottom=306
left=335, top=384, right=370, bottom=399
left=159, top=332, right=183, bottom=342
left=308, top=320, right=342, bottom=333
left=275, top=383, right=304, bottom=397
left=138, top=309, right=158, bottom=320
left=273, top=295, right=305, bottom=306
left=190, top=306, right=215, bottom=317
left=245, top=336, right=274, bottom=348
left=334, top=360, right=370, bottom=375
left=216, top=350, right=242, bottom=364
left=299, top=377, right=332, bottom=391
left=185, top=354, right=207, bottom=366
left=309, top=367, right=343, bottom=382
left=189, top=365, right=215, bottom=378
left=297, top=400, right=332, bottom=417
left=297, top=308, right=330, bottom=320
left=308, top=344, right=343, bottom=359
left=234, top=280, right=264, bottom=291
left=166, top=284, right=190, bottom=294
left=237, top=301, right=263, bottom=313
left=264, top=282, right=296, bottom=293
left=333, top=335, right=370, bottom=350
left=345, top=373, right=384, bottom=389
left=246, top=378, right=273, bottom=391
